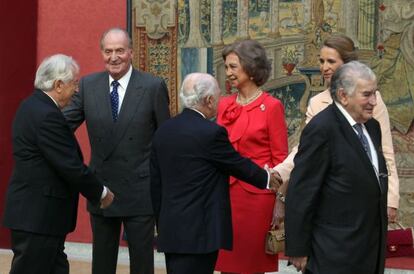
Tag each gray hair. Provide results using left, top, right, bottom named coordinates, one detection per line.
left=330, top=61, right=376, bottom=101
left=100, top=27, right=132, bottom=49
left=179, top=73, right=219, bottom=108
left=34, top=54, right=79, bottom=92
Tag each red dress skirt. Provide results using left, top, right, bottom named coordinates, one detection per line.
left=215, top=182, right=278, bottom=273
left=215, top=93, right=287, bottom=272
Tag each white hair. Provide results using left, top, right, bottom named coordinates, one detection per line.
left=34, top=54, right=79, bottom=92
left=330, top=61, right=377, bottom=101
left=179, top=73, right=219, bottom=108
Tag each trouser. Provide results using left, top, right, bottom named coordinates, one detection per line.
left=90, top=213, right=155, bottom=274
left=9, top=230, right=68, bottom=274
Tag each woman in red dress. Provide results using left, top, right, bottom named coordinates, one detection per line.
left=215, top=39, right=288, bottom=274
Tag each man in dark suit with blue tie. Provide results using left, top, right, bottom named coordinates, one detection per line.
left=150, top=73, right=280, bottom=274
left=63, top=28, right=170, bottom=274
left=3, top=54, right=114, bottom=274
left=285, top=61, right=388, bottom=274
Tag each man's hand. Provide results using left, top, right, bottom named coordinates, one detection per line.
left=387, top=207, right=397, bottom=223
left=265, top=166, right=283, bottom=192
left=289, top=256, right=308, bottom=273
left=269, top=174, right=281, bottom=192
left=100, top=189, right=114, bottom=209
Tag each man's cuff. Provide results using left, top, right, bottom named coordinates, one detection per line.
left=266, top=170, right=271, bottom=189
left=100, top=186, right=108, bottom=200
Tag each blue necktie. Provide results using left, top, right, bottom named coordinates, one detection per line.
left=110, top=80, right=120, bottom=121
left=354, top=123, right=372, bottom=162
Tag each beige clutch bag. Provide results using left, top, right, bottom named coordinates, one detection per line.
left=265, top=223, right=285, bottom=255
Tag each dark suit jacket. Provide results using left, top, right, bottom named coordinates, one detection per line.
left=3, top=90, right=103, bottom=236
left=285, top=103, right=388, bottom=274
left=63, top=68, right=170, bottom=216
left=150, top=108, right=268, bottom=254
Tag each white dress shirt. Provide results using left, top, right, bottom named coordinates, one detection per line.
left=108, top=65, right=133, bottom=114
left=335, top=102, right=379, bottom=176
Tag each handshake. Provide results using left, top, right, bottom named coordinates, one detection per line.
left=100, top=188, right=115, bottom=209
left=265, top=166, right=283, bottom=192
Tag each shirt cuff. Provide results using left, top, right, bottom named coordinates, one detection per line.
left=266, top=170, right=271, bottom=189
left=101, top=186, right=108, bottom=200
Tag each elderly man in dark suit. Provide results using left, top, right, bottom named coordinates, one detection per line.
left=3, top=54, right=114, bottom=274
left=63, top=28, right=170, bottom=274
left=285, top=61, right=388, bottom=274
left=150, top=72, right=280, bottom=274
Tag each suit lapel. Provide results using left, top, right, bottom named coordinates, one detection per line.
left=361, top=119, right=385, bottom=176
left=365, top=121, right=381, bottom=156
left=90, top=74, right=117, bottom=158
left=116, top=70, right=145, bottom=129
left=332, top=104, right=379, bottom=182
left=365, top=120, right=388, bottom=193
left=102, top=69, right=146, bottom=158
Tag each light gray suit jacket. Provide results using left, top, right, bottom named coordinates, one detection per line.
left=63, top=68, right=170, bottom=217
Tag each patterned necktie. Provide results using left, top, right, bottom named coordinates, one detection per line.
left=354, top=123, right=372, bottom=162
left=110, top=80, right=120, bottom=121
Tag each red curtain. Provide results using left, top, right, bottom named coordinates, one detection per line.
left=0, top=0, right=38, bottom=248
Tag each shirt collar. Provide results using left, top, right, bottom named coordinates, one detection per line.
left=42, top=90, right=60, bottom=108
left=189, top=107, right=206, bottom=119
left=334, top=101, right=358, bottom=127
left=109, top=65, right=133, bottom=89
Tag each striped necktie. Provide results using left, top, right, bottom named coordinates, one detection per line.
left=354, top=123, right=372, bottom=162
left=110, top=80, right=120, bottom=121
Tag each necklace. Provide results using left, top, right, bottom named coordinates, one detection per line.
left=236, top=88, right=263, bottom=106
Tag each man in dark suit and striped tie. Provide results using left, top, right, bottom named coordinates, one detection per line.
left=285, top=61, right=388, bottom=274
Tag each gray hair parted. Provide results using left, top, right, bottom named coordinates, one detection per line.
left=34, top=54, right=79, bottom=92
left=330, top=61, right=377, bottom=102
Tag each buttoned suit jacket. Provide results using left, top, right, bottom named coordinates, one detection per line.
left=3, top=90, right=103, bottom=236
left=63, top=68, right=170, bottom=216
left=285, top=103, right=388, bottom=274
left=150, top=108, right=268, bottom=254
